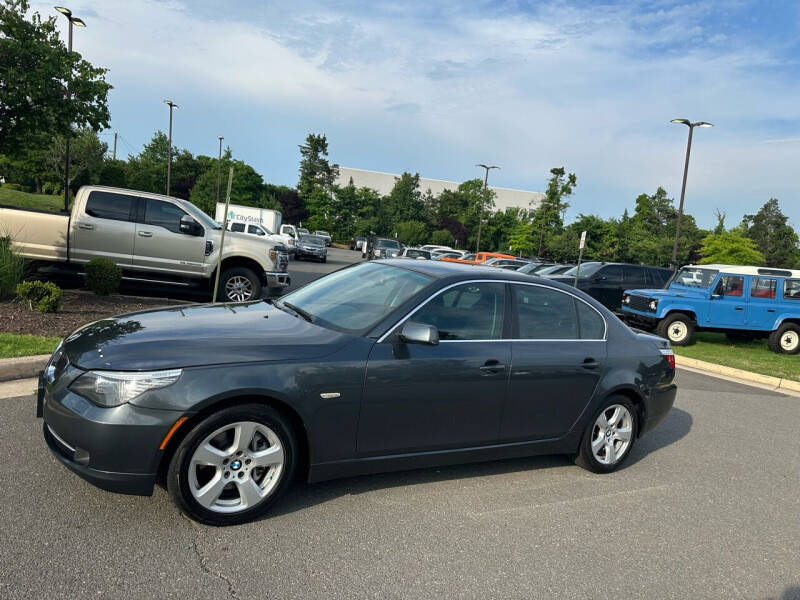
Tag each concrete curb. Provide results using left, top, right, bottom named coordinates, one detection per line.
left=0, top=354, right=49, bottom=382
left=676, top=355, right=800, bottom=393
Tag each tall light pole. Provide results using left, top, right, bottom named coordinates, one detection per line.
left=55, top=7, right=86, bottom=212
left=670, top=118, right=712, bottom=267
left=215, top=135, right=224, bottom=206
left=164, top=100, right=178, bottom=195
left=475, top=164, right=499, bottom=252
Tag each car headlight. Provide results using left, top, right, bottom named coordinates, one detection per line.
left=69, top=369, right=182, bottom=407
left=623, top=294, right=630, bottom=305
left=649, top=299, right=658, bottom=311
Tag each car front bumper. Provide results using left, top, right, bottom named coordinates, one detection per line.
left=264, top=271, right=291, bottom=289
left=296, top=248, right=327, bottom=259
left=619, top=308, right=659, bottom=329
left=39, top=370, right=187, bottom=496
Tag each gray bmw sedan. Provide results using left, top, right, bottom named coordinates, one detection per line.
left=38, top=260, right=676, bottom=525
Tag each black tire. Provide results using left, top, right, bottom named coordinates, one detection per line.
left=321, top=257, right=327, bottom=263
left=217, top=267, right=262, bottom=302
left=656, top=313, right=695, bottom=346
left=725, top=331, right=756, bottom=344
left=767, top=323, right=800, bottom=354
left=167, top=403, right=297, bottom=526
left=574, top=395, right=638, bottom=474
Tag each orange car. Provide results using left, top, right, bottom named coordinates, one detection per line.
left=441, top=251, right=517, bottom=265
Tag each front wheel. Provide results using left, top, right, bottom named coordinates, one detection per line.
left=574, top=396, right=637, bottom=473
left=768, top=323, right=800, bottom=354
left=217, top=267, right=262, bottom=302
left=656, top=313, right=695, bottom=346
left=167, top=404, right=296, bottom=526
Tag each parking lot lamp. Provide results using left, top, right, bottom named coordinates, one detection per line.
left=475, top=164, right=499, bottom=252
left=164, top=100, right=178, bottom=195
left=670, top=119, right=712, bottom=267
left=55, top=7, right=86, bottom=212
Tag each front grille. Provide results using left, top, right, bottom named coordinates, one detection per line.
left=627, top=294, right=655, bottom=312
left=277, top=253, right=289, bottom=272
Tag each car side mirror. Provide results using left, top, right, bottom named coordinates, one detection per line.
left=180, top=215, right=201, bottom=236
left=399, top=321, right=439, bottom=345
left=595, top=276, right=607, bottom=282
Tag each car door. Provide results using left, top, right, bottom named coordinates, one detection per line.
left=624, top=265, right=647, bottom=293
left=746, top=277, right=778, bottom=328
left=590, top=265, right=624, bottom=309
left=132, top=198, right=206, bottom=277
left=71, top=190, right=136, bottom=266
left=500, top=283, right=607, bottom=441
left=358, top=281, right=511, bottom=455
left=707, top=275, right=747, bottom=326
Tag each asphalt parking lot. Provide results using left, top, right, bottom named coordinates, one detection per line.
left=1, top=367, right=798, bottom=599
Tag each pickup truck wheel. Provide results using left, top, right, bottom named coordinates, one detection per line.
left=656, top=313, right=694, bottom=346
left=167, top=403, right=296, bottom=526
left=768, top=323, right=800, bottom=354
left=218, top=267, right=261, bottom=303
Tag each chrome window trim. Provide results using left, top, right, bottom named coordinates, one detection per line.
left=377, top=279, right=608, bottom=343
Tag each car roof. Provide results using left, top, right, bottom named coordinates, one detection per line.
left=684, top=264, right=800, bottom=278
left=376, top=258, right=552, bottom=284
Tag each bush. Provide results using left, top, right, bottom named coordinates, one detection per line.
left=0, top=236, right=25, bottom=299
left=1, top=183, right=31, bottom=192
left=395, top=221, right=429, bottom=247
left=15, top=281, right=62, bottom=313
left=41, top=181, right=61, bottom=195
left=430, top=229, right=454, bottom=247
left=85, top=258, right=122, bottom=295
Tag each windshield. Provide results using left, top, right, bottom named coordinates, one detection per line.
left=562, top=262, right=603, bottom=277
left=298, top=228, right=309, bottom=234
left=672, top=267, right=719, bottom=288
left=315, top=231, right=329, bottom=236
left=180, top=200, right=222, bottom=230
left=299, top=234, right=325, bottom=245
left=376, top=239, right=401, bottom=249
left=278, top=263, right=432, bottom=334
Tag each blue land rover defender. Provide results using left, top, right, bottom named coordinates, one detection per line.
left=620, top=264, right=800, bottom=354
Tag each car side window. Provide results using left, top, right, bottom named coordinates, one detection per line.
left=144, top=199, right=188, bottom=233
left=85, top=191, right=134, bottom=222
left=599, top=265, right=623, bottom=283
left=750, top=277, right=777, bottom=299
left=247, top=225, right=265, bottom=235
left=577, top=301, right=605, bottom=339
left=514, top=285, right=578, bottom=340
left=784, top=280, right=800, bottom=300
left=412, top=282, right=505, bottom=340
left=623, top=266, right=646, bottom=286
left=715, top=275, right=744, bottom=297
left=230, top=223, right=245, bottom=233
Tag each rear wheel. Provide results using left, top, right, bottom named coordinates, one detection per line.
left=217, top=267, right=261, bottom=302
left=574, top=396, right=637, bottom=473
left=167, top=404, right=296, bottom=526
left=656, top=313, right=694, bottom=346
left=768, top=323, right=800, bottom=354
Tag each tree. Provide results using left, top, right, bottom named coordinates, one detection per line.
left=0, top=1, right=111, bottom=157
left=190, top=158, right=265, bottom=215
left=741, top=199, right=800, bottom=268
left=508, top=221, right=534, bottom=256
left=430, top=229, right=454, bottom=246
left=384, top=172, right=424, bottom=227
left=532, top=167, right=576, bottom=257
left=395, top=220, right=428, bottom=246
left=297, top=134, right=338, bottom=199
left=699, top=232, right=765, bottom=266
left=45, top=128, right=107, bottom=191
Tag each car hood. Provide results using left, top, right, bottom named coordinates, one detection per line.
left=62, top=301, right=351, bottom=370
left=625, top=287, right=706, bottom=299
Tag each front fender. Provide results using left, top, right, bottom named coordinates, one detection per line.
left=657, top=304, right=699, bottom=320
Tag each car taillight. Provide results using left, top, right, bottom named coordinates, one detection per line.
left=660, top=349, right=675, bottom=370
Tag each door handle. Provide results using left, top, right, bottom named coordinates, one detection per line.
left=138, top=231, right=153, bottom=238
left=767, top=309, right=776, bottom=313
left=582, top=358, right=600, bottom=370
left=734, top=307, right=744, bottom=311
left=77, top=223, right=94, bottom=230
left=480, top=360, right=506, bottom=374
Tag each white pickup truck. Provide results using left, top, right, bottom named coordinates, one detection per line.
left=0, top=185, right=290, bottom=302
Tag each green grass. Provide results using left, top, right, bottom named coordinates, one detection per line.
left=0, top=187, right=66, bottom=213
left=0, top=333, right=61, bottom=359
left=675, top=332, right=800, bottom=382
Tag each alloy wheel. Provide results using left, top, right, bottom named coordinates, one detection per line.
left=225, top=276, right=254, bottom=302
left=188, top=421, right=285, bottom=514
left=590, top=404, right=633, bottom=466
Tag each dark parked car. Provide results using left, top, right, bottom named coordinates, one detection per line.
left=547, top=262, right=673, bottom=311
left=295, top=234, right=328, bottom=262
left=38, top=260, right=676, bottom=525
left=364, top=237, right=402, bottom=260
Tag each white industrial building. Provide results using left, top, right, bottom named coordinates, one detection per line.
left=336, top=167, right=544, bottom=212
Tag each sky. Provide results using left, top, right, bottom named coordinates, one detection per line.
left=34, top=0, right=800, bottom=229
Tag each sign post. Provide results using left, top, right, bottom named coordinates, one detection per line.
left=212, top=167, right=234, bottom=302
left=574, top=230, right=587, bottom=288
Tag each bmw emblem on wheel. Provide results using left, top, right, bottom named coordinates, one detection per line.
left=230, top=460, right=242, bottom=471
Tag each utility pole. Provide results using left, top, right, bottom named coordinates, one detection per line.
left=215, top=135, right=224, bottom=207
left=164, top=100, right=178, bottom=195
left=112, top=132, right=117, bottom=160
left=669, top=118, right=713, bottom=268
left=475, top=164, right=499, bottom=252
left=55, top=7, right=86, bottom=212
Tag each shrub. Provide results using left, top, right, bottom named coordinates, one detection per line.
left=430, top=229, right=454, bottom=247
left=0, top=236, right=25, bottom=298
left=85, top=258, right=122, bottom=295
left=41, top=181, right=61, bottom=195
left=15, top=281, right=62, bottom=313
left=1, top=183, right=30, bottom=192
left=395, top=221, right=429, bottom=247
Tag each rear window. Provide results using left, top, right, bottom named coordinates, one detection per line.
left=376, top=239, right=400, bottom=249
left=85, top=191, right=134, bottom=222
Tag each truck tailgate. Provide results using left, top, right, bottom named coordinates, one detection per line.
left=0, top=207, right=69, bottom=262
